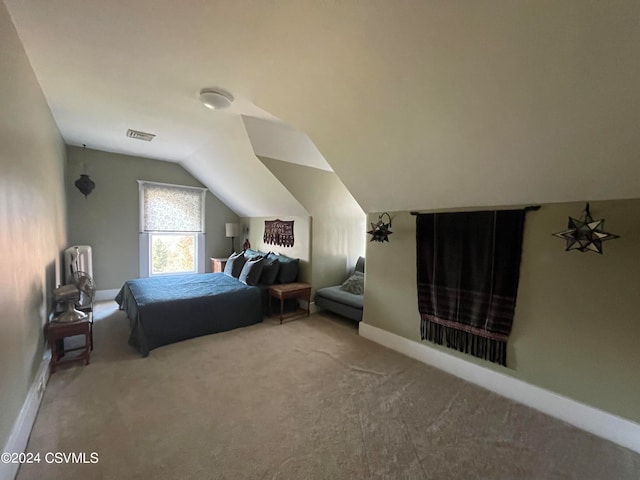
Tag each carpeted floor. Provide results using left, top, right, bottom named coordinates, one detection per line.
left=17, top=301, right=640, bottom=480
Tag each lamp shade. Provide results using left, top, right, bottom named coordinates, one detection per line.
left=225, top=223, right=242, bottom=237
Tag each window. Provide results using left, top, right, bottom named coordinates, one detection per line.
left=150, top=233, right=196, bottom=275
left=138, top=181, right=206, bottom=277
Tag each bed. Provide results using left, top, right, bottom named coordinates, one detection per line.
left=116, top=272, right=263, bottom=356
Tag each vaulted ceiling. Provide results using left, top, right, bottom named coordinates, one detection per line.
left=6, top=0, right=640, bottom=216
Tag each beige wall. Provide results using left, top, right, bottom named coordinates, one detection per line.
left=363, top=199, right=640, bottom=423
left=259, top=157, right=365, bottom=293
left=0, top=3, right=67, bottom=449
left=66, top=146, right=240, bottom=290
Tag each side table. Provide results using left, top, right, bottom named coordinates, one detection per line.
left=211, top=257, right=228, bottom=273
left=47, top=314, right=92, bottom=373
left=269, top=283, right=312, bottom=324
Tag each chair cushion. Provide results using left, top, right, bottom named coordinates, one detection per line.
left=315, top=285, right=364, bottom=310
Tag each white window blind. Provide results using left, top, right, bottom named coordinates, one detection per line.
left=139, top=182, right=205, bottom=232
left=137, top=181, right=206, bottom=277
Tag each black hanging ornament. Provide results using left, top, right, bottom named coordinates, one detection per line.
left=74, top=144, right=95, bottom=198
left=552, top=202, right=619, bottom=254
left=75, top=174, right=95, bottom=198
left=368, top=212, right=393, bottom=242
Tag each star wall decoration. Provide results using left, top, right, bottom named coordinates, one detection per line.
left=552, top=203, right=619, bottom=254
left=368, top=213, right=393, bottom=242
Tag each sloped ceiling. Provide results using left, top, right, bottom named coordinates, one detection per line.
left=5, top=0, right=640, bottom=215
left=183, top=115, right=308, bottom=218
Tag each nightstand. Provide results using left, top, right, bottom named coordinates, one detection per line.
left=269, top=283, right=312, bottom=324
left=210, top=257, right=228, bottom=273
left=47, top=314, right=92, bottom=373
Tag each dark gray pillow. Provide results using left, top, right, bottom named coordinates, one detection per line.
left=260, top=255, right=280, bottom=285
left=239, top=257, right=264, bottom=285
left=275, top=254, right=299, bottom=283
left=340, top=271, right=364, bottom=295
left=224, top=252, right=246, bottom=278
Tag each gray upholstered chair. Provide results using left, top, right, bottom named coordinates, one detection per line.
left=314, top=257, right=365, bottom=321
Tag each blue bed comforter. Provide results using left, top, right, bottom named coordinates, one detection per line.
left=115, top=273, right=262, bottom=356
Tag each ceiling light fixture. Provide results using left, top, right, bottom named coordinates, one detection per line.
left=199, top=88, right=233, bottom=110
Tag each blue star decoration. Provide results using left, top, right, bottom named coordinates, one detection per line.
left=552, top=203, right=619, bottom=254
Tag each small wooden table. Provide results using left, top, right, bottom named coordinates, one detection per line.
left=47, top=314, right=92, bottom=373
left=269, top=283, right=312, bottom=324
left=210, top=257, right=228, bottom=273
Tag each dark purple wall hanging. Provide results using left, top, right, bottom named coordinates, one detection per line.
left=264, top=219, right=294, bottom=247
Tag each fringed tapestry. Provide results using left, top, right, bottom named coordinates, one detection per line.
left=264, top=219, right=295, bottom=247
left=416, top=209, right=526, bottom=366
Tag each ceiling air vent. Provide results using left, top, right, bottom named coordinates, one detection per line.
left=126, top=129, right=156, bottom=142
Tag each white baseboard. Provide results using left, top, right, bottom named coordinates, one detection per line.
left=95, top=289, right=119, bottom=302
left=358, top=322, right=640, bottom=454
left=0, top=352, right=50, bottom=480
left=309, top=301, right=318, bottom=315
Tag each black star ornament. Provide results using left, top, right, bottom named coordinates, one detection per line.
left=552, top=203, right=619, bottom=254
left=368, top=218, right=393, bottom=242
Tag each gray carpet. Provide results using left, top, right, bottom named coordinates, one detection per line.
left=18, top=302, right=640, bottom=480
